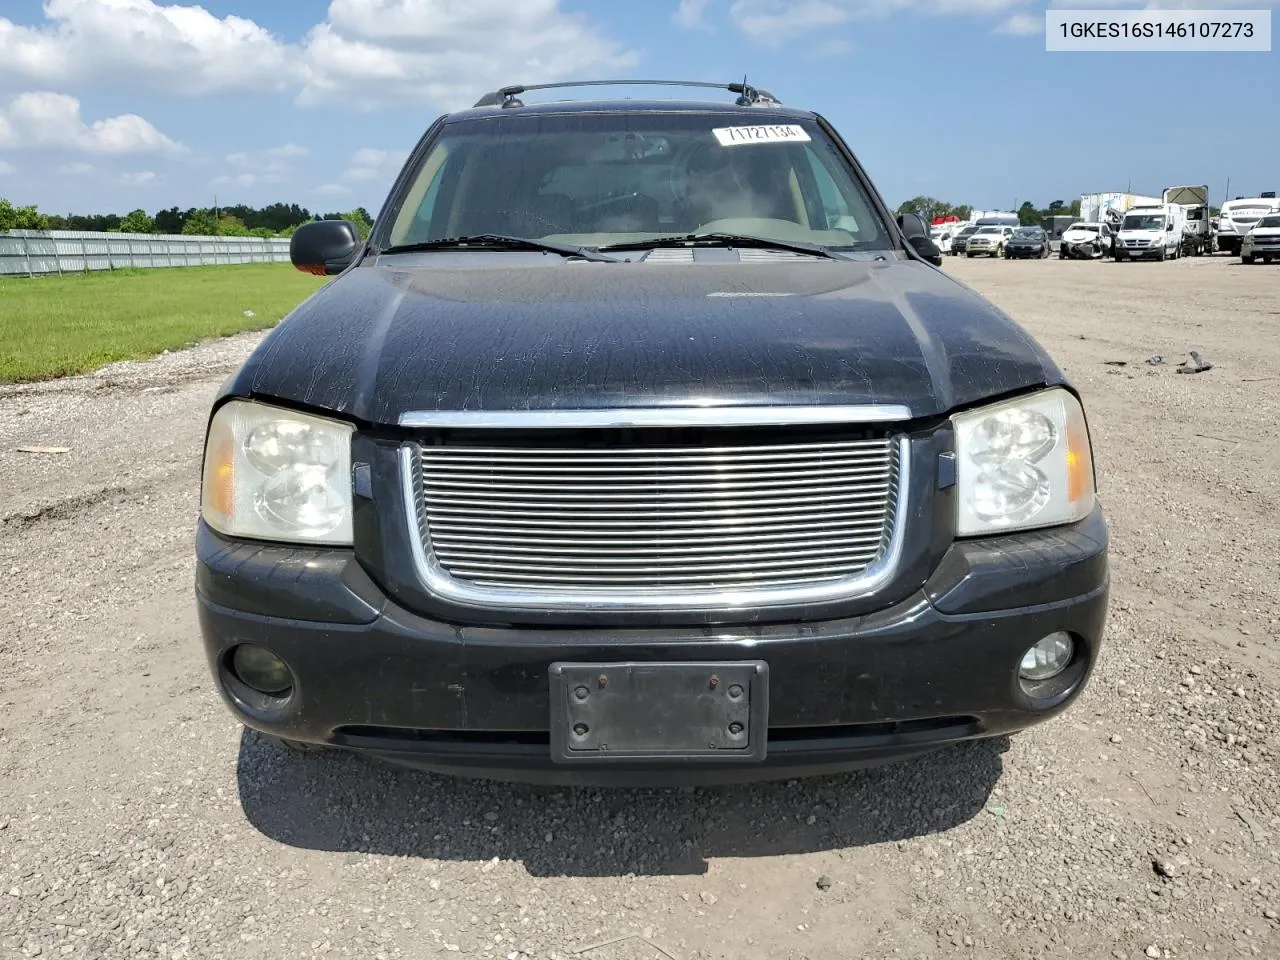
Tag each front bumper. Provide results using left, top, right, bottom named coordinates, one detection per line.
left=195, top=504, right=1109, bottom=785
left=1006, top=246, right=1044, bottom=257
left=1118, top=247, right=1156, bottom=258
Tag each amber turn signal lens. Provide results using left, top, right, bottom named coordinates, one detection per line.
left=202, top=423, right=235, bottom=523
left=1065, top=406, right=1094, bottom=506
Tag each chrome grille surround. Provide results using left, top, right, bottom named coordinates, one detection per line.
left=398, top=409, right=910, bottom=613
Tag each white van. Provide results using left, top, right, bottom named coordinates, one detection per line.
left=1216, top=196, right=1280, bottom=255
left=1115, top=204, right=1186, bottom=261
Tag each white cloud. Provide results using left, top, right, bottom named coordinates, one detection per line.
left=213, top=172, right=260, bottom=189
left=673, top=0, right=712, bottom=27
left=996, top=11, right=1042, bottom=33
left=316, top=183, right=352, bottom=197
left=117, top=170, right=156, bottom=186
left=57, top=161, right=93, bottom=174
left=267, top=143, right=308, bottom=159
left=0, top=0, right=291, bottom=96
left=729, top=0, right=868, bottom=39
left=0, top=1, right=639, bottom=111
left=297, top=0, right=638, bottom=109
left=0, top=92, right=182, bottom=155
left=1054, top=0, right=1276, bottom=6
left=0, top=158, right=14, bottom=175
left=344, top=147, right=409, bottom=183
left=724, top=0, right=1043, bottom=39
left=219, top=143, right=309, bottom=185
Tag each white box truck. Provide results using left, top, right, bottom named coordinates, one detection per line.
left=1080, top=192, right=1164, bottom=230
left=1162, top=185, right=1212, bottom=256
left=1114, top=204, right=1187, bottom=261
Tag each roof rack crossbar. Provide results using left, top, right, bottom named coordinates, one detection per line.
left=472, top=79, right=780, bottom=109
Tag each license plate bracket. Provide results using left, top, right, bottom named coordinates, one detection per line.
left=549, top=661, right=768, bottom=764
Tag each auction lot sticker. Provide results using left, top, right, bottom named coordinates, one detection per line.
left=712, top=125, right=811, bottom=146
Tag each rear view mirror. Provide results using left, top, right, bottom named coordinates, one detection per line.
left=290, top=220, right=361, bottom=276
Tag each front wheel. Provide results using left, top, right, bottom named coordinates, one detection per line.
left=1243, top=254, right=1256, bottom=264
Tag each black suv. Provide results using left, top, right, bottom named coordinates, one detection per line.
left=196, top=81, right=1108, bottom=785
left=1005, top=226, right=1051, bottom=259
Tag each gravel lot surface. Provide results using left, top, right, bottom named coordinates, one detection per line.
left=2, top=255, right=1278, bottom=960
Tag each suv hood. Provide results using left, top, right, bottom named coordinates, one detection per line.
left=232, top=258, right=1062, bottom=425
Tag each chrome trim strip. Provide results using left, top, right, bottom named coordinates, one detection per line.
left=398, top=405, right=913, bottom=429
left=397, top=436, right=910, bottom=613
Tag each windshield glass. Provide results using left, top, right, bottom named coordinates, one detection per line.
left=1258, top=215, right=1280, bottom=228
left=958, top=226, right=978, bottom=236
left=976, top=226, right=1003, bottom=234
left=384, top=113, right=891, bottom=251
left=1013, top=228, right=1041, bottom=238
left=1122, top=214, right=1165, bottom=230
left=1067, top=224, right=1097, bottom=233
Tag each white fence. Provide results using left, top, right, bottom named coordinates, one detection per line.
left=0, top=230, right=292, bottom=277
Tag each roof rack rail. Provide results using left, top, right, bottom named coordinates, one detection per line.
left=472, top=79, right=780, bottom=109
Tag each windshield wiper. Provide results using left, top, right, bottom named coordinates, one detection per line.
left=380, top=234, right=618, bottom=263
left=597, top=232, right=851, bottom=260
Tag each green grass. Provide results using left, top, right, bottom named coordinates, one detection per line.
left=0, top=264, right=328, bottom=383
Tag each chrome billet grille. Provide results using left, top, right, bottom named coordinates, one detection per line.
left=409, top=435, right=902, bottom=602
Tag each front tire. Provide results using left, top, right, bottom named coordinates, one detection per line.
left=1243, top=253, right=1256, bottom=264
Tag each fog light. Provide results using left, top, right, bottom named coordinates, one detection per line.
left=1019, top=632, right=1074, bottom=681
left=230, top=644, right=293, bottom=696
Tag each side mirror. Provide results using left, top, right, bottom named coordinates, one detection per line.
left=290, top=219, right=361, bottom=276
left=897, top=212, right=928, bottom=239
left=898, top=213, right=943, bottom=266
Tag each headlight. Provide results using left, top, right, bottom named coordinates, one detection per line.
left=201, top=399, right=354, bottom=545
left=952, top=388, right=1095, bottom=536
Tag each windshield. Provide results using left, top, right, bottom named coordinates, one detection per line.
left=976, top=226, right=1003, bottom=234
left=383, top=113, right=891, bottom=252
left=1258, top=215, right=1280, bottom=228
left=1013, top=228, right=1041, bottom=238
left=1067, top=224, right=1097, bottom=233
left=958, top=226, right=978, bottom=236
left=1122, top=214, right=1165, bottom=230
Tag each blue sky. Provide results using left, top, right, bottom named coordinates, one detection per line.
left=0, top=0, right=1276, bottom=218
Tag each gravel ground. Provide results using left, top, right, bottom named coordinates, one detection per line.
left=1, top=255, right=1278, bottom=960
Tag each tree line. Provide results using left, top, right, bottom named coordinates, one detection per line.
left=0, top=199, right=374, bottom=239
left=895, top=195, right=1083, bottom=226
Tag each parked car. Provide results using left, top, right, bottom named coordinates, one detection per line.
left=195, top=79, right=1108, bottom=785
left=1005, top=226, right=1051, bottom=259
left=1241, top=213, right=1280, bottom=264
left=965, top=224, right=1015, bottom=258
left=1059, top=222, right=1111, bottom=260
left=951, top=224, right=979, bottom=256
